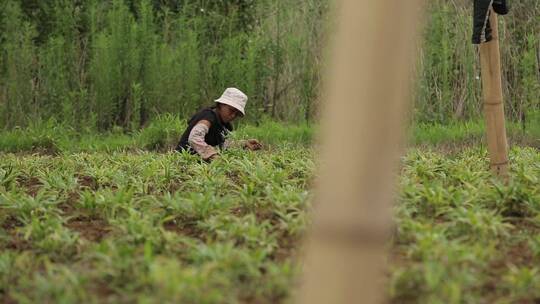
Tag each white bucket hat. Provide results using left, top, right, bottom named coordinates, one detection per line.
left=215, top=88, right=248, bottom=116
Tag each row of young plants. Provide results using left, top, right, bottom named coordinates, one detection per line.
left=0, top=134, right=539, bottom=302
left=391, top=146, right=540, bottom=303
left=0, top=146, right=315, bottom=303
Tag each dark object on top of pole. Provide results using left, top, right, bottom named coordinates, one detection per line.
left=472, top=0, right=509, bottom=44
left=473, top=0, right=511, bottom=179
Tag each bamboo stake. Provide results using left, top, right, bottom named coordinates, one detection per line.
left=479, top=10, right=510, bottom=179
left=297, top=1, right=425, bottom=303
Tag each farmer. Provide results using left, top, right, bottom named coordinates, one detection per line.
left=175, top=88, right=262, bottom=161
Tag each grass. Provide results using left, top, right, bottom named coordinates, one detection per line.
left=0, top=122, right=539, bottom=302
left=0, top=115, right=315, bottom=154
left=1, top=114, right=538, bottom=154
left=411, top=117, right=540, bottom=147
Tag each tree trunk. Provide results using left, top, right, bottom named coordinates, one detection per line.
left=271, top=0, right=281, bottom=119
left=140, top=99, right=148, bottom=128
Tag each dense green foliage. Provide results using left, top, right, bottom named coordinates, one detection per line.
left=0, top=0, right=327, bottom=130
left=417, top=0, right=540, bottom=123
left=0, top=0, right=538, bottom=130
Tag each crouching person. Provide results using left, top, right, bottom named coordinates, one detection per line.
left=175, top=88, right=262, bottom=162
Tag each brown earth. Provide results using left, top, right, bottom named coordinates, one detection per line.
left=65, top=216, right=110, bottom=242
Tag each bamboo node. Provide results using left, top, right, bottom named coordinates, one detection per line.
left=311, top=224, right=389, bottom=245
left=483, top=102, right=503, bottom=106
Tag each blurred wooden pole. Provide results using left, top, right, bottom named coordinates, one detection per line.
left=479, top=11, right=510, bottom=178
left=297, top=1, right=425, bottom=304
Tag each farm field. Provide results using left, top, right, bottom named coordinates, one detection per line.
left=1, top=123, right=539, bottom=303
left=1, top=0, right=538, bottom=302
